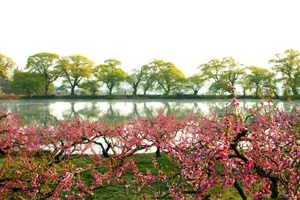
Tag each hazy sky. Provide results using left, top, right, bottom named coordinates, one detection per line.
left=2, top=0, right=300, bottom=75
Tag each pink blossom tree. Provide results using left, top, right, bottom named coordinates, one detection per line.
left=0, top=93, right=300, bottom=199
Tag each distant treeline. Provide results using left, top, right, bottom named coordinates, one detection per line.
left=0, top=48, right=299, bottom=99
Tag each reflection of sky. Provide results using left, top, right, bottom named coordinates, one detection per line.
left=49, top=102, right=71, bottom=120
left=1, top=99, right=299, bottom=125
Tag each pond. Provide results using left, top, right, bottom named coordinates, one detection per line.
left=0, top=99, right=298, bottom=125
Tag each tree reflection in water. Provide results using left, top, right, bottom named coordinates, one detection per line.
left=0, top=99, right=299, bottom=125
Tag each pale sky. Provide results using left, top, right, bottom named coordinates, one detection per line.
left=2, top=0, right=300, bottom=76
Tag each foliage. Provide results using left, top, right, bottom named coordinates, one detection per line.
left=11, top=70, right=47, bottom=97
left=5, top=48, right=300, bottom=98
left=58, top=55, right=94, bottom=95
left=0, top=54, right=15, bottom=79
left=0, top=78, right=13, bottom=94
left=241, top=66, right=277, bottom=98
left=79, top=80, right=101, bottom=96
left=126, top=66, right=146, bottom=96
left=199, top=57, right=244, bottom=95
left=186, top=74, right=206, bottom=95
left=150, top=59, right=186, bottom=95
left=94, top=59, right=126, bottom=95
left=26, top=52, right=61, bottom=95
left=139, top=64, right=157, bottom=95
left=269, top=49, right=300, bottom=96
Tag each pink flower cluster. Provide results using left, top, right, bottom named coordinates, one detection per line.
left=0, top=98, right=299, bottom=199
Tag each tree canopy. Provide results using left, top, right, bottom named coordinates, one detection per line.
left=94, top=59, right=126, bottom=95
left=126, top=66, right=146, bottom=95
left=58, top=54, right=94, bottom=95
left=269, top=49, right=300, bottom=96
left=186, top=74, right=206, bottom=95
left=3, top=48, right=300, bottom=98
left=26, top=52, right=61, bottom=95
left=11, top=70, right=46, bottom=97
left=0, top=54, right=15, bottom=79
left=242, top=66, right=276, bottom=97
left=198, top=57, right=244, bottom=95
left=150, top=59, right=186, bottom=95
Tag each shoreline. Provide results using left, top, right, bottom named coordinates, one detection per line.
left=0, top=94, right=297, bottom=101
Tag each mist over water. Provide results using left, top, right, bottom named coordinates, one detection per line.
left=0, top=99, right=298, bottom=125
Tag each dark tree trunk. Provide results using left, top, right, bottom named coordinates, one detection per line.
left=0, top=148, right=6, bottom=155
left=234, top=180, right=247, bottom=200
left=270, top=178, right=279, bottom=199
left=165, top=86, right=171, bottom=95
left=71, top=85, right=75, bottom=95
left=99, top=143, right=111, bottom=158
left=108, top=87, right=113, bottom=95
left=133, top=87, right=137, bottom=96
left=45, top=84, right=49, bottom=95
left=255, top=84, right=260, bottom=98
left=143, top=89, right=148, bottom=96
left=156, top=147, right=161, bottom=157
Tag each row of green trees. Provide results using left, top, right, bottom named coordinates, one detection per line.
left=0, top=48, right=299, bottom=97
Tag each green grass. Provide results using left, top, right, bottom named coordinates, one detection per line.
left=75, top=153, right=247, bottom=199
left=0, top=153, right=261, bottom=199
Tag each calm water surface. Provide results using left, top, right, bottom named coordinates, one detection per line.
left=0, top=99, right=298, bottom=125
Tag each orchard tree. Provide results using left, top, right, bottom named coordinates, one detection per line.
left=150, top=59, right=186, bottom=95
left=26, top=52, right=61, bottom=95
left=158, top=99, right=300, bottom=199
left=1, top=91, right=300, bottom=198
left=58, top=54, right=94, bottom=95
left=11, top=70, right=46, bottom=97
left=269, top=48, right=300, bottom=96
left=94, top=59, right=126, bottom=95
left=0, top=53, right=15, bottom=79
left=0, top=113, right=136, bottom=199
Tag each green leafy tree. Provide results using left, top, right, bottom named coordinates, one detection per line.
left=11, top=70, right=46, bottom=97
left=58, top=54, right=94, bottom=95
left=56, top=84, right=68, bottom=95
left=222, top=57, right=245, bottom=87
left=0, top=54, right=15, bottom=79
left=140, top=64, right=157, bottom=95
left=93, top=59, right=126, bottom=95
left=26, top=52, right=61, bottom=95
left=198, top=58, right=227, bottom=95
left=0, top=78, right=12, bottom=94
left=126, top=66, right=145, bottom=95
left=186, top=74, right=206, bottom=95
left=241, top=66, right=276, bottom=98
left=199, top=57, right=244, bottom=95
left=150, top=59, right=186, bottom=95
left=209, top=80, right=230, bottom=95
left=198, top=59, right=224, bottom=82
left=269, top=49, right=300, bottom=96
left=79, top=80, right=101, bottom=96
left=172, top=79, right=188, bottom=95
